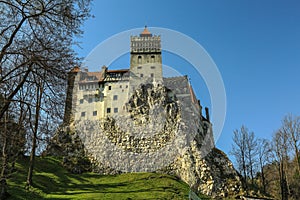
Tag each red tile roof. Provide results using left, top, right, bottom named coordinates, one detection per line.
left=70, top=66, right=80, bottom=72
left=140, top=26, right=152, bottom=36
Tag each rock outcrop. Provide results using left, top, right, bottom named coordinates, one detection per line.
left=166, top=146, right=243, bottom=198
left=47, top=78, right=243, bottom=197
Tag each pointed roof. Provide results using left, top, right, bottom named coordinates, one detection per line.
left=140, top=26, right=152, bottom=37
left=70, top=66, right=80, bottom=73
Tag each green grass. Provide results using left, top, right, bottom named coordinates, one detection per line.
left=7, top=156, right=191, bottom=199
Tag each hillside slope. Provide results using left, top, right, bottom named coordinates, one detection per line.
left=7, top=156, right=201, bottom=200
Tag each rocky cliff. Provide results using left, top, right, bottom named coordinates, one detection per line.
left=47, top=77, right=242, bottom=197
left=166, top=146, right=243, bottom=198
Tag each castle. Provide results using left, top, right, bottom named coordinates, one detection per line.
left=58, top=27, right=242, bottom=197
left=64, top=26, right=210, bottom=126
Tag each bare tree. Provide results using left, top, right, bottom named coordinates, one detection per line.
left=231, top=125, right=259, bottom=190
left=245, top=130, right=257, bottom=185
left=272, top=130, right=290, bottom=200
left=231, top=126, right=248, bottom=189
left=281, top=114, right=300, bottom=175
left=257, top=138, right=271, bottom=193
left=0, top=0, right=92, bottom=197
left=26, top=77, right=43, bottom=187
left=0, top=0, right=91, bottom=119
left=279, top=114, right=300, bottom=199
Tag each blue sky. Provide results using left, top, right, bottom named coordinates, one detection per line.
left=74, top=0, right=300, bottom=159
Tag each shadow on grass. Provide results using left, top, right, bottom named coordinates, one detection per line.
left=42, top=186, right=185, bottom=200
left=8, top=156, right=189, bottom=200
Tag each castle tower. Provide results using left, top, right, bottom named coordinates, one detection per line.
left=63, top=66, right=80, bottom=125
left=129, top=26, right=162, bottom=90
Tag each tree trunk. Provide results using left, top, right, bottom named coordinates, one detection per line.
left=26, top=83, right=42, bottom=187
left=261, top=167, right=266, bottom=193
left=26, top=131, right=37, bottom=187
left=279, top=161, right=288, bottom=200
left=242, top=155, right=248, bottom=191
left=249, top=156, right=254, bottom=185
left=259, top=157, right=266, bottom=193
left=0, top=114, right=10, bottom=199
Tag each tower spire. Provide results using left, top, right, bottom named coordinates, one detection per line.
left=140, top=25, right=152, bottom=37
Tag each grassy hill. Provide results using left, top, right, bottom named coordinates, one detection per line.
left=7, top=156, right=200, bottom=200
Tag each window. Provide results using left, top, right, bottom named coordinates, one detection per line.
left=151, top=55, right=155, bottom=63
left=140, top=74, right=143, bottom=78
left=81, top=112, right=85, bottom=117
left=151, top=73, right=154, bottom=78
left=151, top=66, right=155, bottom=69
left=80, top=99, right=84, bottom=104
left=108, top=86, right=112, bottom=90
left=113, top=95, right=118, bottom=100
left=138, top=56, right=142, bottom=64
left=126, top=85, right=128, bottom=88
left=107, top=108, right=111, bottom=113
left=93, top=111, right=97, bottom=116
left=119, top=85, right=122, bottom=88
left=114, top=108, right=118, bottom=113
left=137, top=66, right=142, bottom=69
left=88, top=98, right=93, bottom=103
